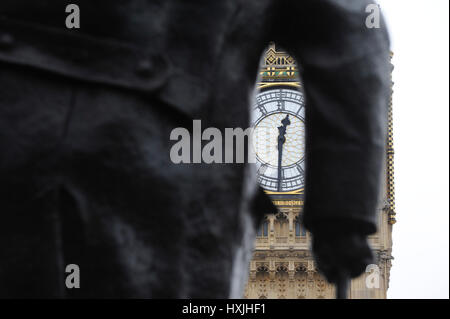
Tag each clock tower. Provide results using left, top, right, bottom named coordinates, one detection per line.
left=244, top=44, right=395, bottom=299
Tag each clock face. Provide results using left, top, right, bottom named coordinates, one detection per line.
left=251, top=88, right=306, bottom=192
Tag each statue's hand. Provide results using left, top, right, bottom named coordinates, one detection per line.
left=312, top=232, right=373, bottom=284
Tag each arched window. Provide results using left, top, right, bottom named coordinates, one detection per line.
left=295, top=217, right=306, bottom=237
left=257, top=219, right=269, bottom=237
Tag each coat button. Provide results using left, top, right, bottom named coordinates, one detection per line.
left=0, top=33, right=14, bottom=50
left=136, top=59, right=154, bottom=77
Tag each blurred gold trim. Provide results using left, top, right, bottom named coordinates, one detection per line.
left=257, top=82, right=301, bottom=90
left=264, top=188, right=304, bottom=195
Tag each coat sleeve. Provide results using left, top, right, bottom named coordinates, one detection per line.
left=268, top=0, right=391, bottom=235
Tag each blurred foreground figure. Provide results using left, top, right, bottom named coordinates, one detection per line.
left=0, top=1, right=390, bottom=297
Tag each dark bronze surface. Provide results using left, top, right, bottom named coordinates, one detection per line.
left=0, top=0, right=391, bottom=298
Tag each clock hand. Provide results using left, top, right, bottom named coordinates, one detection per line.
left=277, top=137, right=283, bottom=192
left=277, top=114, right=291, bottom=192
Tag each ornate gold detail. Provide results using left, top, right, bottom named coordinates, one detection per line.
left=258, top=43, right=301, bottom=88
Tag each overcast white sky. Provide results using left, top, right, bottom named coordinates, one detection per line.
left=376, top=0, right=449, bottom=299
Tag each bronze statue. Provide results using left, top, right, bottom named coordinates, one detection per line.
left=0, top=0, right=391, bottom=298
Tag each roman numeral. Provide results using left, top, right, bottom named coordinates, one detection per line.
left=296, top=163, right=304, bottom=175
left=277, top=100, right=285, bottom=111
left=258, top=163, right=268, bottom=176
left=256, top=101, right=267, bottom=115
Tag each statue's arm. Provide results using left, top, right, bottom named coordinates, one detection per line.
left=268, top=0, right=391, bottom=281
